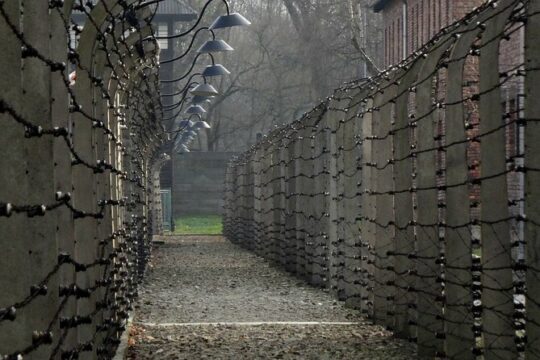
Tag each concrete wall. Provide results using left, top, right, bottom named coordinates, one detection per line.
left=173, top=152, right=237, bottom=217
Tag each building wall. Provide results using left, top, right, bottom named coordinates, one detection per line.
left=381, top=0, right=484, bottom=66
left=377, top=0, right=525, bottom=221
left=172, top=152, right=237, bottom=217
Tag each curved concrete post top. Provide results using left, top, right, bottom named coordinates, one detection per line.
left=75, top=0, right=141, bottom=66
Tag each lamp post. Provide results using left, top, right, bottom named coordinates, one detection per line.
left=145, top=0, right=250, bottom=153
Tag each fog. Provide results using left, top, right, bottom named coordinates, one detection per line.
left=170, top=0, right=383, bottom=151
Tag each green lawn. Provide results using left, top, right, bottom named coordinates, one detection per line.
left=173, top=215, right=223, bottom=235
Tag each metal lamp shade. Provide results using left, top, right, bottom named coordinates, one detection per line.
left=202, top=64, right=231, bottom=77
left=210, top=13, right=251, bottom=30
left=197, top=39, right=233, bottom=53
left=180, top=135, right=193, bottom=143
left=185, top=105, right=206, bottom=114
left=178, top=119, right=194, bottom=128
left=192, top=95, right=214, bottom=104
left=190, top=83, right=219, bottom=97
left=194, top=120, right=211, bottom=129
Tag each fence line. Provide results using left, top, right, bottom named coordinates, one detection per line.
left=224, top=0, right=539, bottom=358
left=0, top=1, right=164, bottom=358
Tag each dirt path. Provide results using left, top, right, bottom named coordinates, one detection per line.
left=127, top=236, right=416, bottom=359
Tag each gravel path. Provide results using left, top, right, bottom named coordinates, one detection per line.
left=127, top=236, right=416, bottom=359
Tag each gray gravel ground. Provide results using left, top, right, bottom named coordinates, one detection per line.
left=127, top=236, right=416, bottom=359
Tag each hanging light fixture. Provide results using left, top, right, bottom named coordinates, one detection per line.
left=178, top=119, right=195, bottom=128
left=194, top=120, right=212, bottom=129
left=190, top=83, right=219, bottom=97
left=192, top=95, right=214, bottom=104
left=180, top=144, right=190, bottom=153
left=202, top=64, right=231, bottom=77
left=185, top=104, right=207, bottom=114
left=210, top=13, right=251, bottom=30
left=197, top=39, right=234, bottom=53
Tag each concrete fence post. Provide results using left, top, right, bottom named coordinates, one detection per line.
left=22, top=2, right=60, bottom=357
left=414, top=35, right=453, bottom=357
left=285, top=128, right=298, bottom=274
left=278, top=136, right=288, bottom=267
left=444, top=19, right=482, bottom=359
left=302, top=114, right=317, bottom=284
left=312, top=113, right=330, bottom=288
left=342, top=88, right=364, bottom=309
left=372, top=80, right=397, bottom=329
left=478, top=2, right=517, bottom=357
left=526, top=0, right=540, bottom=356
left=0, top=0, right=29, bottom=355
left=360, top=98, right=375, bottom=319
left=294, top=126, right=308, bottom=278
left=393, top=65, right=418, bottom=339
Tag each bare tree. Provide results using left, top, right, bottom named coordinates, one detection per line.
left=171, top=0, right=383, bottom=152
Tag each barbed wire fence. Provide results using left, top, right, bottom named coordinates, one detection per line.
left=0, top=0, right=165, bottom=359
left=224, top=0, right=540, bottom=358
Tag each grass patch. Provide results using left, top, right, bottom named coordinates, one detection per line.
left=173, top=215, right=223, bottom=235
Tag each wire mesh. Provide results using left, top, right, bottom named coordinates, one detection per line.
left=0, top=1, right=164, bottom=358
left=224, top=0, right=539, bottom=358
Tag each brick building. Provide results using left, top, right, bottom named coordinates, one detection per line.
left=372, top=0, right=524, bottom=169
left=375, top=0, right=487, bottom=66
left=372, top=0, right=525, bottom=255
left=373, top=0, right=524, bottom=87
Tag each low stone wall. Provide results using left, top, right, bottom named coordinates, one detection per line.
left=173, top=152, right=237, bottom=217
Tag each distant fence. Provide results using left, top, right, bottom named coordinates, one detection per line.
left=0, top=1, right=163, bottom=359
left=172, top=152, right=237, bottom=217
left=224, top=0, right=540, bottom=358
